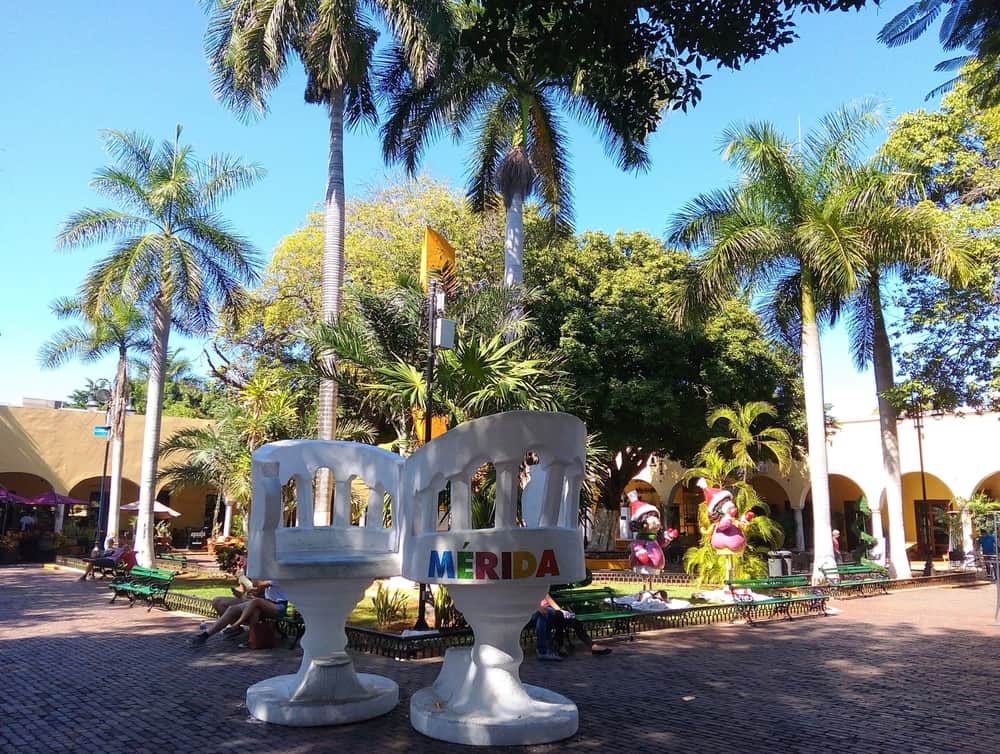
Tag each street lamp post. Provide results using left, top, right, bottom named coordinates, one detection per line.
left=912, top=402, right=934, bottom=577
left=412, top=278, right=455, bottom=632
left=91, top=437, right=111, bottom=557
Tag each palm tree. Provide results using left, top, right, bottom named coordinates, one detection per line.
left=683, top=402, right=790, bottom=584
left=57, top=126, right=262, bottom=567
left=878, top=0, right=1000, bottom=105
left=39, top=295, right=150, bottom=548
left=669, top=103, right=882, bottom=582
left=702, top=401, right=792, bottom=480
left=204, top=0, right=451, bottom=482
left=835, top=164, right=970, bottom=577
left=309, top=274, right=562, bottom=449
left=379, top=12, right=650, bottom=288
left=159, top=374, right=306, bottom=538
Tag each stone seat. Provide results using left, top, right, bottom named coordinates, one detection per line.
left=400, top=410, right=588, bottom=746
left=245, top=439, right=404, bottom=727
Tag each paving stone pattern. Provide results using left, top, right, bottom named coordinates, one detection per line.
left=1, top=565, right=998, bottom=753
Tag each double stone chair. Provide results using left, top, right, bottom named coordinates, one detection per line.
left=245, top=410, right=587, bottom=746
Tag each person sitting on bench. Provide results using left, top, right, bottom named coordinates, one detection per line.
left=534, top=593, right=611, bottom=660
left=78, top=540, right=131, bottom=581
left=188, top=582, right=289, bottom=647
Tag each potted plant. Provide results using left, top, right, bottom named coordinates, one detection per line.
left=1, top=532, right=20, bottom=564
left=937, top=507, right=966, bottom=565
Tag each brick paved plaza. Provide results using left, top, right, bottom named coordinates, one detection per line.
left=1, top=565, right=997, bottom=754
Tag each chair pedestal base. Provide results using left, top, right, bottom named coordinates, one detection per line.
left=247, top=666, right=398, bottom=727
left=410, top=648, right=577, bottom=746
left=246, top=577, right=398, bottom=726
left=409, top=580, right=579, bottom=746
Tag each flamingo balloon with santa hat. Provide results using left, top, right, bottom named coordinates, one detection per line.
left=627, top=490, right=679, bottom=590
left=697, top=478, right=755, bottom=588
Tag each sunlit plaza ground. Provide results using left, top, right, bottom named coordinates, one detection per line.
left=2, top=564, right=998, bottom=753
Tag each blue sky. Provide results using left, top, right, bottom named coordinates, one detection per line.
left=1, top=2, right=947, bottom=418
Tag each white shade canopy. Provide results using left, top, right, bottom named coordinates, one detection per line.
left=120, top=500, right=181, bottom=518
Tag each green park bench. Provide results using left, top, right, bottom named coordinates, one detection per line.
left=726, top=576, right=829, bottom=625
left=261, top=609, right=306, bottom=649
left=820, top=563, right=890, bottom=597
left=155, top=552, right=188, bottom=570
left=108, top=566, right=176, bottom=611
left=548, top=585, right=637, bottom=643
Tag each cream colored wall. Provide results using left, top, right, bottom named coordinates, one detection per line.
left=0, top=405, right=215, bottom=529
left=629, top=411, right=1000, bottom=547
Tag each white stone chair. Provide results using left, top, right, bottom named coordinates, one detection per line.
left=401, top=410, right=587, bottom=746
left=244, top=440, right=404, bottom=726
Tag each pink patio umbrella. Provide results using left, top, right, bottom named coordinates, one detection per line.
left=24, top=490, right=90, bottom=506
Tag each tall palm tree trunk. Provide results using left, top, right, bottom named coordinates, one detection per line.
left=315, top=88, right=348, bottom=524
left=105, top=353, right=129, bottom=547
left=801, top=278, right=835, bottom=582
left=504, top=190, right=525, bottom=287
left=135, top=295, right=171, bottom=567
left=871, top=286, right=911, bottom=577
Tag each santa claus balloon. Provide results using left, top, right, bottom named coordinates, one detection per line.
left=627, top=490, right=679, bottom=587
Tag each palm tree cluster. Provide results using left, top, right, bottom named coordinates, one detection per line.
left=53, top=127, right=262, bottom=566
left=308, top=273, right=563, bottom=452
left=157, top=373, right=305, bottom=537
left=44, top=4, right=984, bottom=581
left=670, top=102, right=970, bottom=581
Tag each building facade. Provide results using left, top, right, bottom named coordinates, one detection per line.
left=631, top=411, right=1000, bottom=565
left=0, top=404, right=217, bottom=543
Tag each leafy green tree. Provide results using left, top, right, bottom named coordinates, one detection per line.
left=683, top=402, right=789, bottom=585
left=39, top=295, right=150, bottom=545
left=211, top=176, right=505, bottom=431
left=57, top=127, right=262, bottom=567
left=457, top=2, right=871, bottom=133
left=205, top=0, right=451, bottom=452
left=882, top=78, right=1000, bottom=411
left=526, top=230, right=801, bottom=521
left=669, top=104, right=883, bottom=581
left=878, top=1, right=1000, bottom=105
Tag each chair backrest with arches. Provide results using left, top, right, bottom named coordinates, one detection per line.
left=400, top=411, right=587, bottom=587
left=247, top=440, right=404, bottom=581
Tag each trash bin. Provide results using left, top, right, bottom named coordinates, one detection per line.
left=767, top=550, right=793, bottom=577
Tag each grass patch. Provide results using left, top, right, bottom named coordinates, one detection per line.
left=589, top=581, right=702, bottom=601
left=172, top=577, right=238, bottom=600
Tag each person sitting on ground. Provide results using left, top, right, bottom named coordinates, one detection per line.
left=534, top=593, right=611, bottom=661
left=188, top=582, right=289, bottom=647
left=78, top=540, right=131, bottom=581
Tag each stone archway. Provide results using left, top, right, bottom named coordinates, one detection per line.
left=0, top=471, right=57, bottom=535
left=828, top=474, right=866, bottom=555
left=749, top=475, right=793, bottom=547
left=901, top=471, right=955, bottom=561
